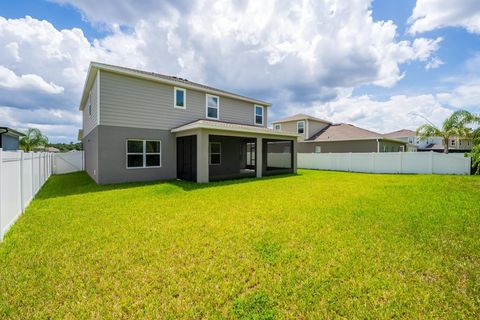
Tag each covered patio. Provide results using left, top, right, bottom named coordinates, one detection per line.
left=172, top=120, right=298, bottom=183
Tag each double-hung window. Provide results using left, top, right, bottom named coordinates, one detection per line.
left=206, top=94, right=219, bottom=119
left=209, top=142, right=221, bottom=165
left=174, top=87, right=186, bottom=109
left=254, top=105, right=264, bottom=125
left=127, top=140, right=161, bottom=168
left=297, top=121, right=305, bottom=134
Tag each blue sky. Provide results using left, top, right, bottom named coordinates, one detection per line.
left=0, top=0, right=479, bottom=142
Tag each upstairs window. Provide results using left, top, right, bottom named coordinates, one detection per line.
left=254, top=105, right=264, bottom=125
left=450, top=139, right=455, bottom=146
left=297, top=121, right=305, bottom=134
left=88, top=93, right=92, bottom=117
left=209, top=142, right=221, bottom=165
left=174, top=87, right=186, bottom=109
left=274, top=123, right=281, bottom=131
left=127, top=140, right=161, bottom=168
left=206, top=94, right=219, bottom=119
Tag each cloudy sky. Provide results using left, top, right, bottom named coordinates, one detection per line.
left=1, top=0, right=480, bottom=142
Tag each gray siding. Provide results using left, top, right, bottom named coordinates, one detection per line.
left=82, top=71, right=99, bottom=137
left=83, top=127, right=99, bottom=183
left=99, top=71, right=267, bottom=130
left=307, top=120, right=329, bottom=139
left=379, top=140, right=406, bottom=152
left=0, top=134, right=20, bottom=150
left=96, top=125, right=176, bottom=184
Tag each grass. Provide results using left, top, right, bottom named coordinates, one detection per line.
left=0, top=170, right=479, bottom=319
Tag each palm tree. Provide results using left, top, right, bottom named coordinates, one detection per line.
left=416, top=110, right=475, bottom=154
left=20, top=128, right=49, bottom=152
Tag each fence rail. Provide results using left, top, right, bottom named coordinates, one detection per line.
left=298, top=152, right=471, bottom=175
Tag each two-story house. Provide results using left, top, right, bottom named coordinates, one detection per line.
left=79, top=62, right=297, bottom=184
left=272, top=114, right=408, bottom=153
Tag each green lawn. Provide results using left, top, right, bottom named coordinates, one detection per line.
left=1, top=170, right=479, bottom=319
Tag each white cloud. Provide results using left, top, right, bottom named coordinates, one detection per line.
left=409, top=0, right=480, bottom=34
left=0, top=66, right=64, bottom=94
left=425, top=57, right=444, bottom=70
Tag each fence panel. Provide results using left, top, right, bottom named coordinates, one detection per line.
left=298, top=152, right=471, bottom=175
left=54, top=151, right=84, bottom=174
left=0, top=150, right=54, bottom=240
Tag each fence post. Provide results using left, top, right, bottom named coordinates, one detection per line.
left=371, top=153, right=375, bottom=173
left=0, top=148, right=3, bottom=240
left=430, top=151, right=434, bottom=174
left=20, top=150, right=24, bottom=212
left=329, top=153, right=332, bottom=170
left=31, top=152, right=34, bottom=196
left=399, top=152, right=403, bottom=174
left=348, top=152, right=352, bottom=172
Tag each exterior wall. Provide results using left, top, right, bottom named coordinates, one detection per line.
left=297, top=140, right=378, bottom=153
left=96, top=125, right=176, bottom=184
left=307, top=120, right=329, bottom=139
left=379, top=140, right=406, bottom=152
left=99, top=71, right=268, bottom=130
left=82, top=71, right=99, bottom=137
left=0, top=134, right=20, bottom=150
left=82, top=127, right=99, bottom=183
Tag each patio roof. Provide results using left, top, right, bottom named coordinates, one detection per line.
left=171, top=120, right=299, bottom=137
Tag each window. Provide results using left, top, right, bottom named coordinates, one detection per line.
left=451, top=139, right=455, bottom=146
left=315, top=146, right=321, bottom=153
left=297, top=121, right=305, bottom=134
left=209, top=142, right=221, bottom=165
left=174, top=87, right=186, bottom=109
left=206, top=94, right=219, bottom=119
left=254, top=105, right=264, bottom=125
left=127, top=140, right=161, bottom=168
left=88, top=93, right=92, bottom=117
left=459, top=140, right=462, bottom=146
left=274, top=123, right=281, bottom=131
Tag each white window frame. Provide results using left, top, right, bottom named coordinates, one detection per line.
left=126, top=139, right=162, bottom=169
left=314, top=146, right=321, bottom=153
left=297, top=121, right=305, bottom=134
left=209, top=142, right=221, bottom=165
left=254, top=105, right=264, bottom=126
left=206, top=94, right=220, bottom=120
left=274, top=123, right=281, bottom=131
left=174, top=87, right=186, bottom=109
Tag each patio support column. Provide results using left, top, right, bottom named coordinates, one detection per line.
left=256, top=137, right=262, bottom=178
left=197, top=130, right=209, bottom=183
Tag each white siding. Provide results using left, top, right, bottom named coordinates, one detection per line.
left=99, top=71, right=268, bottom=130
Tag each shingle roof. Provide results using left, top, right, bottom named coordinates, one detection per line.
left=272, top=113, right=332, bottom=124
left=383, top=129, right=416, bottom=138
left=307, top=123, right=384, bottom=141
left=171, top=119, right=298, bottom=137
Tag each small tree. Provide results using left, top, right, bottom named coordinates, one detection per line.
left=467, top=116, right=480, bottom=174
left=416, top=110, right=474, bottom=154
left=20, top=128, right=49, bottom=152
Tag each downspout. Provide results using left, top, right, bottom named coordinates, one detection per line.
left=376, top=138, right=380, bottom=152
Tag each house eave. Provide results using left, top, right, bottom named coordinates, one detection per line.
left=171, top=121, right=299, bottom=137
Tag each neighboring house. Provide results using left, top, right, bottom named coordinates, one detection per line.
left=33, top=146, right=60, bottom=153
left=382, top=129, right=418, bottom=152
left=79, top=62, right=298, bottom=184
left=384, top=129, right=472, bottom=153
left=0, top=127, right=25, bottom=151
left=272, top=114, right=407, bottom=153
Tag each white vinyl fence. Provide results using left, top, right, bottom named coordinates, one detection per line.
left=298, top=152, right=471, bottom=175
left=0, top=150, right=54, bottom=240
left=54, top=151, right=84, bottom=174
left=0, top=150, right=85, bottom=240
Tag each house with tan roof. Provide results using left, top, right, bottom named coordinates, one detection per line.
left=79, top=62, right=298, bottom=184
left=272, top=114, right=408, bottom=153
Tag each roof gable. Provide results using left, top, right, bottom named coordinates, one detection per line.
left=272, top=113, right=332, bottom=124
